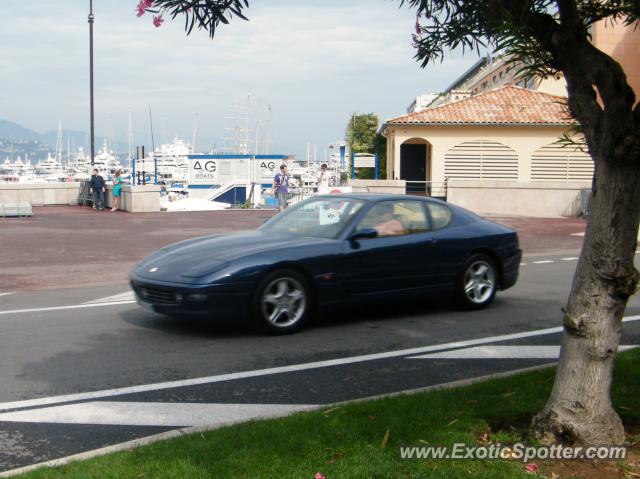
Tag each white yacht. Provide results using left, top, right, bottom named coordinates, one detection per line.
left=35, top=153, right=64, bottom=175
left=149, top=137, right=191, bottom=181
left=93, top=141, right=124, bottom=176
left=70, top=147, right=91, bottom=175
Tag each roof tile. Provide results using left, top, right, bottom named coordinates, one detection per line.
left=386, top=86, right=574, bottom=126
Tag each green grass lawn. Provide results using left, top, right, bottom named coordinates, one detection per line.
left=17, top=349, right=640, bottom=479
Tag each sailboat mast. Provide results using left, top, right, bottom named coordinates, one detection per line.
left=55, top=120, right=62, bottom=165
left=264, top=105, right=272, bottom=155
left=128, top=107, right=133, bottom=172
left=148, top=106, right=155, bottom=152
left=192, top=113, right=198, bottom=153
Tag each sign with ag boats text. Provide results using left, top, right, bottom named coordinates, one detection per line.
left=190, top=159, right=218, bottom=185
left=259, top=159, right=277, bottom=178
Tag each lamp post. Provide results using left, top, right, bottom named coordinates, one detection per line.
left=88, top=0, right=95, bottom=166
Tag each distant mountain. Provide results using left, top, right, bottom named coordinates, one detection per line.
left=0, top=118, right=127, bottom=153
left=0, top=119, right=42, bottom=142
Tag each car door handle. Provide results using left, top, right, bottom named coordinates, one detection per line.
left=425, top=237, right=438, bottom=244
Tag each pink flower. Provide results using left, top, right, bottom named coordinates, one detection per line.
left=136, top=0, right=153, bottom=17
left=524, top=463, right=538, bottom=474
left=314, top=473, right=326, bottom=479
left=152, top=15, right=164, bottom=27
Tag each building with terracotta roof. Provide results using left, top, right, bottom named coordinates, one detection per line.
left=381, top=86, right=594, bottom=216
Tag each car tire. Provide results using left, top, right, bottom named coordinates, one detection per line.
left=456, top=253, right=497, bottom=310
left=252, top=269, right=311, bottom=334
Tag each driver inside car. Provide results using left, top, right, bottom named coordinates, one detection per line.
left=373, top=204, right=406, bottom=237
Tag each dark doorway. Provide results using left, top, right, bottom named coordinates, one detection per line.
left=400, top=143, right=427, bottom=194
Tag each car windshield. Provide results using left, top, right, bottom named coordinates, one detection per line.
left=261, top=197, right=366, bottom=239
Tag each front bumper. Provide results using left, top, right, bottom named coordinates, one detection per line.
left=129, top=272, right=253, bottom=320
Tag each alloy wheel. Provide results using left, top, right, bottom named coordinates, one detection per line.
left=261, top=276, right=307, bottom=328
left=463, top=260, right=496, bottom=304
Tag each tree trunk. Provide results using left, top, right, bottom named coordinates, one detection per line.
left=532, top=156, right=640, bottom=445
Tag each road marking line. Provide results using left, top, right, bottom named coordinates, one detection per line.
left=0, top=292, right=16, bottom=297
left=0, top=301, right=136, bottom=317
left=520, top=263, right=527, bottom=266
left=561, top=257, right=579, bottom=261
left=571, top=232, right=585, bottom=237
left=409, top=344, right=637, bottom=360
left=532, top=260, right=555, bottom=264
left=83, top=291, right=135, bottom=304
left=0, top=401, right=318, bottom=427
left=1, top=315, right=639, bottom=413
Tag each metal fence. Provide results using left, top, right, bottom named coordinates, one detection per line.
left=405, top=180, right=448, bottom=199
left=271, top=189, right=310, bottom=213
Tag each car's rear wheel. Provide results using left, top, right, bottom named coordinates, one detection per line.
left=253, top=269, right=311, bottom=334
left=456, top=254, right=497, bottom=309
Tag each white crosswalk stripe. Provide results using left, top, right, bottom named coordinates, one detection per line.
left=0, top=402, right=317, bottom=428
left=409, top=345, right=637, bottom=360
left=83, top=291, right=135, bottom=304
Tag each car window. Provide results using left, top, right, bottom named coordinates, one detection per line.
left=356, top=201, right=429, bottom=237
left=426, top=202, right=452, bottom=230
left=261, top=197, right=365, bottom=239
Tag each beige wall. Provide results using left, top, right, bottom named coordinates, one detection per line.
left=592, top=19, right=640, bottom=101
left=447, top=180, right=591, bottom=217
left=105, top=184, right=161, bottom=213
left=0, top=183, right=161, bottom=213
left=349, top=179, right=406, bottom=194
left=0, top=183, right=80, bottom=206
left=386, top=124, right=575, bottom=184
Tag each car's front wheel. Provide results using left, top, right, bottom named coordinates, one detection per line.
left=456, top=254, right=497, bottom=309
left=253, top=269, right=311, bottom=334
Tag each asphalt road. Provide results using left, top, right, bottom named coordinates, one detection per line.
left=1, top=252, right=639, bottom=474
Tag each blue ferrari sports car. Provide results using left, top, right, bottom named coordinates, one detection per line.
left=130, top=194, right=521, bottom=333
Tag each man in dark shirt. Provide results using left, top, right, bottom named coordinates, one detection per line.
left=89, top=169, right=105, bottom=211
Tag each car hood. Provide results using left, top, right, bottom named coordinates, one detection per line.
left=134, top=230, right=326, bottom=282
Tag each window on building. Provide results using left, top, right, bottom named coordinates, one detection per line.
left=444, top=140, right=518, bottom=180
left=531, top=142, right=594, bottom=181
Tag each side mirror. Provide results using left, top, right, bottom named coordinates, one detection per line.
left=349, top=228, right=378, bottom=241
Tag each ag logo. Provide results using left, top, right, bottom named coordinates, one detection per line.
left=260, top=161, right=275, bottom=170
left=193, top=161, right=216, bottom=172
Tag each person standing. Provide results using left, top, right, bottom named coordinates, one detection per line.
left=111, top=170, right=122, bottom=212
left=89, top=169, right=105, bottom=211
left=317, top=163, right=330, bottom=191
left=273, top=164, right=290, bottom=211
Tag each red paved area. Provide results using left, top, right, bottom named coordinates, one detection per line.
left=490, top=215, right=586, bottom=254
left=0, top=206, right=586, bottom=292
left=0, top=206, right=273, bottom=292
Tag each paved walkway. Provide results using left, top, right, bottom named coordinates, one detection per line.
left=0, top=206, right=585, bottom=292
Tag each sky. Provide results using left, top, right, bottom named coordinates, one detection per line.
left=0, top=0, right=481, bottom=160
